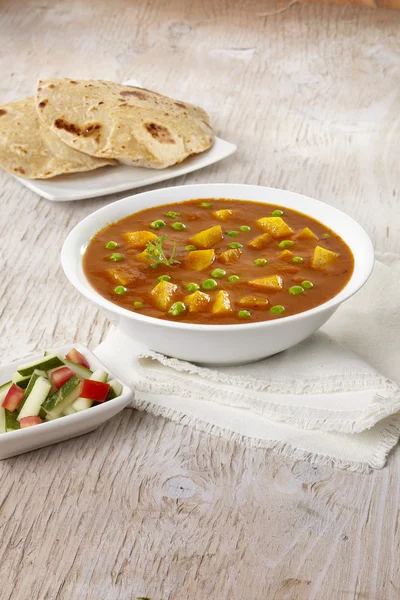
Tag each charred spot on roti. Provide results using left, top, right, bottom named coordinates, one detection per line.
left=13, top=166, right=25, bottom=174
left=54, top=118, right=102, bottom=138
left=0, top=109, right=7, bottom=116
left=202, top=119, right=211, bottom=128
left=175, top=101, right=186, bottom=108
left=38, top=100, right=48, bottom=109
left=70, top=80, right=78, bottom=84
left=49, top=84, right=55, bottom=89
left=141, top=87, right=163, bottom=97
left=98, top=101, right=104, bottom=105
left=144, top=122, right=175, bottom=144
left=120, top=90, right=148, bottom=100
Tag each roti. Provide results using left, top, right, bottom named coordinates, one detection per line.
left=0, top=98, right=115, bottom=179
left=35, top=78, right=214, bottom=169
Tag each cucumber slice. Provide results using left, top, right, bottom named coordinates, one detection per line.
left=72, top=397, right=93, bottom=412
left=0, top=381, right=12, bottom=404
left=63, top=360, right=93, bottom=379
left=17, top=354, right=64, bottom=377
left=6, top=410, right=20, bottom=431
left=106, top=379, right=123, bottom=401
left=42, top=376, right=81, bottom=419
left=0, top=407, right=5, bottom=434
left=91, top=369, right=108, bottom=383
left=62, top=406, right=76, bottom=416
left=11, top=372, right=31, bottom=389
left=17, top=370, right=47, bottom=416
left=18, top=376, right=52, bottom=421
left=72, top=369, right=109, bottom=412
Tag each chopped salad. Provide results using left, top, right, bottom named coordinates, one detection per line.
left=0, top=348, right=122, bottom=434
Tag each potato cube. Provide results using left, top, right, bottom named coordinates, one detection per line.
left=311, top=246, right=339, bottom=269
left=248, top=275, right=283, bottom=291
left=279, top=249, right=294, bottom=260
left=134, top=248, right=155, bottom=264
left=107, top=268, right=131, bottom=287
left=212, top=209, right=233, bottom=221
left=218, top=248, right=243, bottom=264
left=247, top=232, right=273, bottom=250
left=297, top=227, right=318, bottom=241
left=122, top=230, right=158, bottom=248
left=239, top=296, right=269, bottom=309
left=186, top=249, right=215, bottom=271
left=150, top=280, right=178, bottom=311
left=211, top=290, right=233, bottom=315
left=256, top=217, right=293, bottom=238
left=184, top=290, right=211, bottom=313
left=188, top=225, right=223, bottom=249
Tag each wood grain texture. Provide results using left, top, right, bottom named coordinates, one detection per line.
left=0, top=1, right=399, bottom=599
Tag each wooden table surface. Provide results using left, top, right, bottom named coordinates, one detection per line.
left=1, top=1, right=400, bottom=598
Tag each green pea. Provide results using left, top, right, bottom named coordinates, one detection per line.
left=171, top=222, right=186, bottom=231
left=157, top=275, right=171, bottom=282
left=278, top=240, right=294, bottom=249
left=186, top=282, right=200, bottom=292
left=202, top=278, right=218, bottom=290
left=185, top=244, right=197, bottom=251
left=114, top=286, right=127, bottom=295
left=227, top=231, right=239, bottom=237
left=289, top=285, right=304, bottom=295
left=199, top=202, right=212, bottom=208
left=272, top=209, right=284, bottom=217
left=238, top=310, right=252, bottom=319
left=109, top=253, right=123, bottom=261
left=292, top=256, right=304, bottom=264
left=322, top=233, right=330, bottom=239
left=166, top=211, right=180, bottom=218
left=150, top=219, right=166, bottom=229
left=239, top=225, right=251, bottom=232
left=227, top=275, right=240, bottom=283
left=133, top=301, right=144, bottom=308
left=105, top=241, right=118, bottom=249
left=301, top=280, right=314, bottom=289
left=169, top=302, right=186, bottom=316
left=228, top=242, right=243, bottom=249
left=270, top=305, right=285, bottom=314
left=211, top=268, right=226, bottom=278
left=254, top=258, right=268, bottom=266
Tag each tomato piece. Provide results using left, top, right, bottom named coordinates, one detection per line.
left=65, top=348, right=90, bottom=369
left=80, top=380, right=110, bottom=403
left=20, top=416, right=43, bottom=428
left=50, top=367, right=74, bottom=390
left=2, top=383, right=24, bottom=411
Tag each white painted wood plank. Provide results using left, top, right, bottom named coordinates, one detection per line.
left=0, top=1, right=399, bottom=599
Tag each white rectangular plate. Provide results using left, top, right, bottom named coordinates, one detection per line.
left=13, top=136, right=236, bottom=202
left=0, top=344, right=133, bottom=460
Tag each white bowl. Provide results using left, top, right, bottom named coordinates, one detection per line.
left=0, top=344, right=133, bottom=459
left=61, top=184, right=374, bottom=365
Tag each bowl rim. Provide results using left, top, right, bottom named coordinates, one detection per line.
left=61, top=183, right=375, bottom=332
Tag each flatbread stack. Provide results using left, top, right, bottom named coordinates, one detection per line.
left=0, top=79, right=214, bottom=179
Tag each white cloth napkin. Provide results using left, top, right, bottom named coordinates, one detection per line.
left=95, top=254, right=400, bottom=473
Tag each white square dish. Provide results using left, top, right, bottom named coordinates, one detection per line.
left=13, top=136, right=236, bottom=202
left=0, top=344, right=133, bottom=460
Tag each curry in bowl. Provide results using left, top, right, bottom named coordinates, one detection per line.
left=83, top=199, right=354, bottom=325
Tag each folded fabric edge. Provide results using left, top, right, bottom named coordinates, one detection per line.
left=126, top=398, right=400, bottom=473
left=137, top=353, right=392, bottom=395
left=133, top=373, right=400, bottom=434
